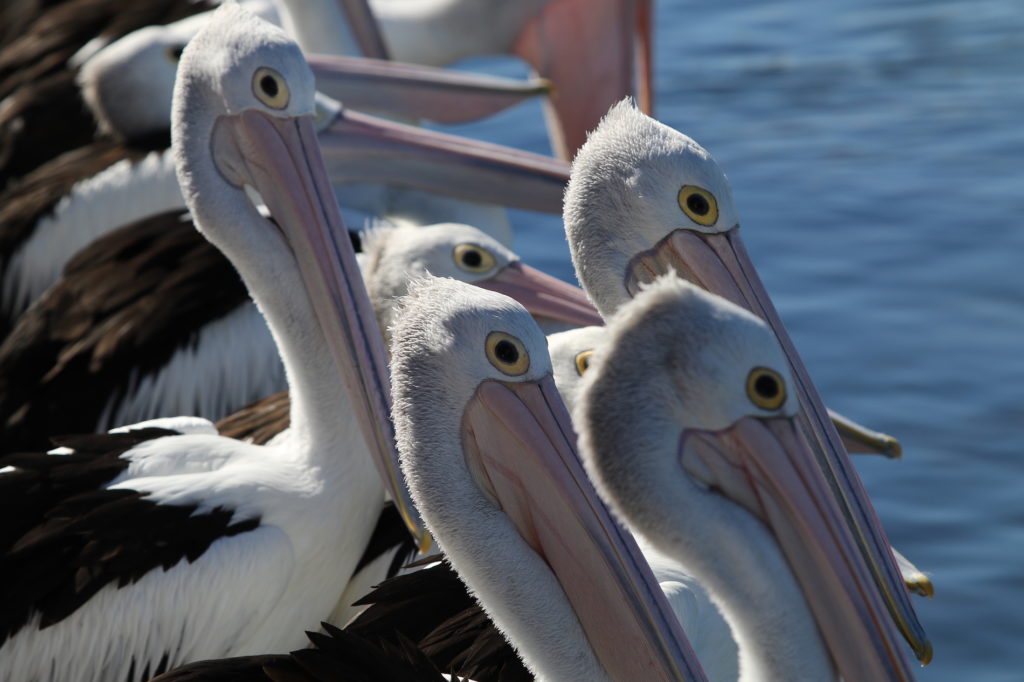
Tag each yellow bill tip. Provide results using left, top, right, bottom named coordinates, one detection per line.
left=535, top=77, right=556, bottom=95
left=906, top=572, right=934, bottom=598
left=917, top=639, right=934, bottom=665
left=880, top=434, right=903, bottom=459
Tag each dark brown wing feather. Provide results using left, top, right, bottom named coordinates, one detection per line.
left=214, top=391, right=291, bottom=446
left=152, top=624, right=454, bottom=682
left=148, top=654, right=288, bottom=682
left=0, top=139, right=141, bottom=289
left=0, top=211, right=250, bottom=453
left=0, top=0, right=210, bottom=187
left=347, top=562, right=530, bottom=682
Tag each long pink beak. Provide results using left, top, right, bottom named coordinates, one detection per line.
left=212, top=109, right=427, bottom=550
left=462, top=376, right=707, bottom=681
left=682, top=416, right=918, bottom=680
left=476, top=262, right=603, bottom=328
left=315, top=100, right=569, bottom=214
left=627, top=227, right=931, bottom=661
left=513, top=0, right=654, bottom=160
left=309, top=54, right=551, bottom=124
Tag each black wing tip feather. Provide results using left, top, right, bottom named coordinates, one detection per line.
left=0, top=426, right=261, bottom=646
left=347, top=562, right=530, bottom=682
left=352, top=502, right=419, bottom=577
left=153, top=625, right=450, bottom=682
left=150, top=654, right=288, bottom=682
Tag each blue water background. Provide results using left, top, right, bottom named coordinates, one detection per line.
left=437, top=0, right=1024, bottom=679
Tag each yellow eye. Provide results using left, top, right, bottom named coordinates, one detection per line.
left=678, top=185, right=719, bottom=227
left=253, top=67, right=289, bottom=109
left=574, top=350, right=594, bottom=376
left=746, top=367, right=786, bottom=410
left=454, top=244, right=497, bottom=274
left=486, top=332, right=530, bottom=376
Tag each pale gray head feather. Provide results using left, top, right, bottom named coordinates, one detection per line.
left=564, top=99, right=739, bottom=317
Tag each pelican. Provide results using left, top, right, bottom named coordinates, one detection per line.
left=575, top=275, right=918, bottom=680
left=548, top=325, right=930, bottom=679
left=0, top=220, right=597, bottom=452
left=563, top=100, right=932, bottom=657
left=0, top=7, right=421, bottom=679
left=389, top=275, right=705, bottom=681
left=547, top=326, right=931, bottom=599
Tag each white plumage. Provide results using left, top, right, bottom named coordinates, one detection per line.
left=547, top=323, right=740, bottom=682
left=574, top=275, right=916, bottom=681
left=388, top=275, right=703, bottom=682
left=0, top=8, right=396, bottom=679
left=562, top=101, right=931, bottom=658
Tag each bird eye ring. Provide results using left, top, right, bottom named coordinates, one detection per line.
left=746, top=367, right=786, bottom=410
left=253, top=67, right=289, bottom=109
left=454, top=244, right=496, bottom=274
left=486, top=332, right=529, bottom=376
left=574, top=350, right=595, bottom=376
left=677, top=185, right=719, bottom=227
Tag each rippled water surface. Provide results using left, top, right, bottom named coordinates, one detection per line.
left=438, top=0, right=1022, bottom=678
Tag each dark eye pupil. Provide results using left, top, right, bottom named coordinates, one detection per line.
left=171, top=45, right=185, bottom=61
left=495, top=340, right=519, bottom=364
left=754, top=374, right=778, bottom=399
left=580, top=356, right=590, bottom=370
left=686, top=193, right=710, bottom=216
left=461, top=249, right=483, bottom=268
left=261, top=75, right=278, bottom=98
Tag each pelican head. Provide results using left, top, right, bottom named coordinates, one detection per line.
left=172, top=3, right=424, bottom=546
left=564, top=99, right=740, bottom=319
left=361, top=222, right=601, bottom=343
left=78, top=11, right=212, bottom=142
left=389, top=277, right=704, bottom=682
left=576, top=276, right=917, bottom=681
left=564, top=100, right=930, bottom=661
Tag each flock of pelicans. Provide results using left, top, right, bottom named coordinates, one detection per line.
left=0, top=0, right=937, bottom=680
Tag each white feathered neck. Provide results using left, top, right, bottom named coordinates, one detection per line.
left=389, top=276, right=615, bottom=682
left=575, top=277, right=833, bottom=682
